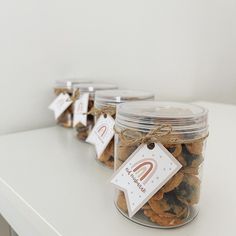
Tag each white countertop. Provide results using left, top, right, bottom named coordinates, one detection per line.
left=0, top=102, right=235, bottom=236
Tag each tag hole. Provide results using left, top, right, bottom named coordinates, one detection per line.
left=147, top=143, right=155, bottom=150
left=103, top=114, right=107, bottom=118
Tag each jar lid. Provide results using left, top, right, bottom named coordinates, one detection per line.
left=55, top=79, right=93, bottom=88
left=95, top=89, right=155, bottom=108
left=73, top=83, right=118, bottom=94
left=116, top=101, right=208, bottom=138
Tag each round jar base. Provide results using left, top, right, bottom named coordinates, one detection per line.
left=75, top=129, right=90, bottom=141
left=57, top=122, right=73, bottom=128
left=114, top=202, right=199, bottom=229
left=76, top=134, right=88, bottom=142
left=96, top=158, right=114, bottom=169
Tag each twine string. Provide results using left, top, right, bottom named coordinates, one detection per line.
left=115, top=124, right=174, bottom=146
left=70, top=89, right=80, bottom=102
left=55, top=88, right=80, bottom=103
left=115, top=124, right=209, bottom=146
left=54, top=88, right=71, bottom=96
left=84, top=106, right=116, bottom=117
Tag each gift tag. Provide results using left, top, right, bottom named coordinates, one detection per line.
left=111, top=143, right=182, bottom=217
left=48, top=93, right=72, bottom=120
left=86, top=114, right=115, bottom=158
left=73, top=93, right=89, bottom=127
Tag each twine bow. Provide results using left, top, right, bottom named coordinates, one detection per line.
left=115, top=124, right=209, bottom=146
left=115, top=124, right=178, bottom=146
left=55, top=88, right=80, bottom=103
left=54, top=88, right=71, bottom=96
left=85, top=105, right=116, bottom=117
left=70, top=89, right=80, bottom=102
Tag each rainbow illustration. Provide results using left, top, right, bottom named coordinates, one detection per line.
left=97, top=124, right=108, bottom=138
left=131, top=159, right=157, bottom=184
left=77, top=103, right=83, bottom=113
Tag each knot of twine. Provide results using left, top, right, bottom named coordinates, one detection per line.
left=114, top=124, right=179, bottom=146
left=85, top=106, right=116, bottom=117
left=70, top=89, right=80, bottom=102
left=55, top=88, right=80, bottom=103
left=55, top=88, right=71, bottom=96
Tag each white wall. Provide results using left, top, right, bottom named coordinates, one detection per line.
left=0, top=0, right=236, bottom=134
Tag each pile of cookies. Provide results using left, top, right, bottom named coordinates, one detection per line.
left=50, top=84, right=209, bottom=229
left=98, top=139, right=115, bottom=168
left=53, top=80, right=89, bottom=128
left=94, top=90, right=155, bottom=168
left=73, top=83, right=118, bottom=141
left=116, top=139, right=204, bottom=227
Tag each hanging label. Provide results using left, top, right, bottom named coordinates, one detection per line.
left=86, top=114, right=115, bottom=158
left=48, top=93, right=72, bottom=120
left=110, top=143, right=182, bottom=217
left=73, top=93, right=89, bottom=127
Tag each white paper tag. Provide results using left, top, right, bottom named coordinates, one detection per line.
left=48, top=93, right=73, bottom=120
left=86, top=114, right=115, bottom=158
left=73, top=93, right=89, bottom=127
left=111, top=143, right=182, bottom=217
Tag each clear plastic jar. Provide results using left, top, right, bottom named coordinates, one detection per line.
left=114, top=101, right=208, bottom=228
left=74, top=83, right=118, bottom=141
left=53, top=79, right=91, bottom=128
left=94, top=90, right=155, bottom=168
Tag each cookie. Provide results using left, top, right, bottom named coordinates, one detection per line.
left=165, top=144, right=182, bottom=157
left=141, top=203, right=151, bottom=210
left=99, top=152, right=111, bottom=162
left=176, top=154, right=187, bottom=167
left=148, top=197, right=171, bottom=216
left=182, top=167, right=199, bottom=175
left=152, top=191, right=165, bottom=201
left=117, top=145, right=138, bottom=162
left=186, top=140, right=204, bottom=155
left=117, top=192, right=128, bottom=213
left=175, top=174, right=201, bottom=205
left=161, top=171, right=184, bottom=193
left=98, top=140, right=115, bottom=168
left=143, top=209, right=183, bottom=226
left=57, top=110, right=73, bottom=128
left=105, top=139, right=114, bottom=157
left=104, top=159, right=114, bottom=169
left=182, top=144, right=203, bottom=168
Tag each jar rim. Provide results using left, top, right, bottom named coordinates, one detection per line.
left=116, top=101, right=208, bottom=137
left=95, top=89, right=155, bottom=107
left=55, top=79, right=92, bottom=88
left=72, top=83, right=118, bottom=93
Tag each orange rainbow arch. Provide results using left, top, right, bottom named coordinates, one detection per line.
left=77, top=103, right=83, bottom=112
left=97, top=125, right=107, bottom=137
left=132, top=159, right=157, bottom=184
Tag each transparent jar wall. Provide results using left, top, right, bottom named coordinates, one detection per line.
left=114, top=130, right=207, bottom=228
left=95, top=113, right=116, bottom=168
left=54, top=87, right=74, bottom=128
left=75, top=94, right=95, bottom=141
left=94, top=90, right=155, bottom=168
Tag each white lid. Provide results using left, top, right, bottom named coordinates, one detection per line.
left=95, top=89, right=155, bottom=108
left=73, top=83, right=118, bottom=94
left=116, top=101, right=208, bottom=138
left=55, top=79, right=92, bottom=88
